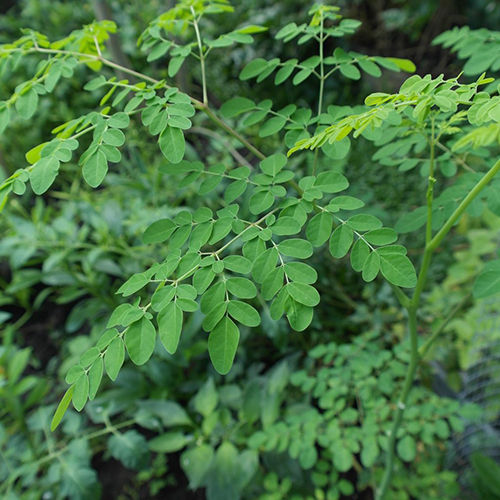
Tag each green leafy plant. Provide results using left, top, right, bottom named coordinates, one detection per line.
left=1, top=1, right=499, bottom=497
left=247, top=332, right=472, bottom=500
left=433, top=26, right=500, bottom=77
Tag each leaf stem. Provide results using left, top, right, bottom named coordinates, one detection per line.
left=389, top=284, right=410, bottom=308
left=190, top=8, right=208, bottom=105
left=376, top=157, right=500, bottom=499
left=198, top=103, right=265, bottom=160
left=425, top=116, right=436, bottom=245
left=188, top=126, right=252, bottom=167
left=313, top=12, right=325, bottom=177
left=317, top=12, right=325, bottom=117
left=376, top=308, right=419, bottom=500
left=436, top=141, right=476, bottom=173
left=428, top=159, right=500, bottom=251
left=418, top=293, right=471, bottom=358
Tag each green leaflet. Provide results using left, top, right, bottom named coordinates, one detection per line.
left=314, top=172, right=349, bottom=193
left=117, top=272, right=149, bottom=297
left=329, top=224, right=354, bottom=258
left=26, top=142, right=47, bottom=165
left=364, top=228, right=398, bottom=246
left=243, top=237, right=266, bottom=261
left=275, top=63, right=295, bottom=85
left=107, top=304, right=144, bottom=327
left=271, top=216, right=302, bottom=236
left=261, top=266, right=285, bottom=300
left=260, top=153, right=287, bottom=176
left=173, top=210, right=193, bottom=226
left=149, top=431, right=190, bottom=453
left=168, top=56, right=187, bottom=77
left=193, top=377, right=218, bottom=417
left=252, top=247, right=279, bottom=283
left=159, top=126, right=185, bottom=163
left=72, top=373, right=89, bottom=411
left=286, top=299, right=313, bottom=332
left=387, top=57, right=416, bottom=73
left=293, top=68, right=313, bottom=85
left=193, top=206, right=213, bottom=222
left=333, top=447, right=352, bottom=472
left=151, top=285, right=176, bottom=312
left=249, top=190, right=274, bottom=214
left=360, top=437, right=379, bottom=467
left=269, top=284, right=289, bottom=321
left=158, top=301, right=183, bottom=354
left=208, top=218, right=231, bottom=245
left=50, top=385, right=75, bottom=431
left=105, top=338, right=125, bottom=381
left=143, top=219, right=177, bottom=244
left=208, top=316, right=240, bottom=375
left=29, top=157, right=60, bottom=195
left=227, top=277, right=257, bottom=299
left=0, top=106, right=10, bottom=135
left=395, top=207, right=427, bottom=233
left=307, top=212, right=333, bottom=247
left=177, top=283, right=197, bottom=300
left=224, top=179, right=247, bottom=203
left=362, top=251, right=380, bottom=282
left=259, top=116, right=287, bottom=137
left=347, top=214, right=382, bottom=231
left=88, top=358, right=103, bottom=400
left=7, top=348, right=30, bottom=384
left=125, top=317, right=156, bottom=365
left=377, top=251, right=417, bottom=288
left=286, top=282, right=320, bottom=307
left=239, top=58, right=268, bottom=81
left=278, top=239, right=313, bottom=259
left=181, top=444, right=214, bottom=490
left=283, top=262, right=317, bottom=284
left=108, top=112, right=130, bottom=128
left=227, top=300, right=260, bottom=327
left=212, top=260, right=224, bottom=274
left=108, top=430, right=149, bottom=469
left=358, top=58, right=381, bottom=77
left=79, top=347, right=99, bottom=367
left=397, top=435, right=416, bottom=462
left=220, top=96, right=255, bottom=117
left=82, top=149, right=108, bottom=188
left=102, top=128, right=125, bottom=147
left=201, top=282, right=226, bottom=314
left=223, top=255, right=252, bottom=274
left=193, top=267, right=216, bottom=294
left=473, top=260, right=500, bottom=298
left=299, top=447, right=317, bottom=469
left=177, top=252, right=201, bottom=277
left=340, top=63, right=361, bottom=80
left=322, top=136, right=351, bottom=161
left=202, top=302, right=227, bottom=332
left=15, top=88, right=38, bottom=119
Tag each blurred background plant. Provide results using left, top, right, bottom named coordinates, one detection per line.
left=0, top=0, right=499, bottom=498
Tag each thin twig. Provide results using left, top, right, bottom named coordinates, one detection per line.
left=188, top=126, right=252, bottom=167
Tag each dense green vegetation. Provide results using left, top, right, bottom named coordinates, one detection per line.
left=1, top=1, right=499, bottom=498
